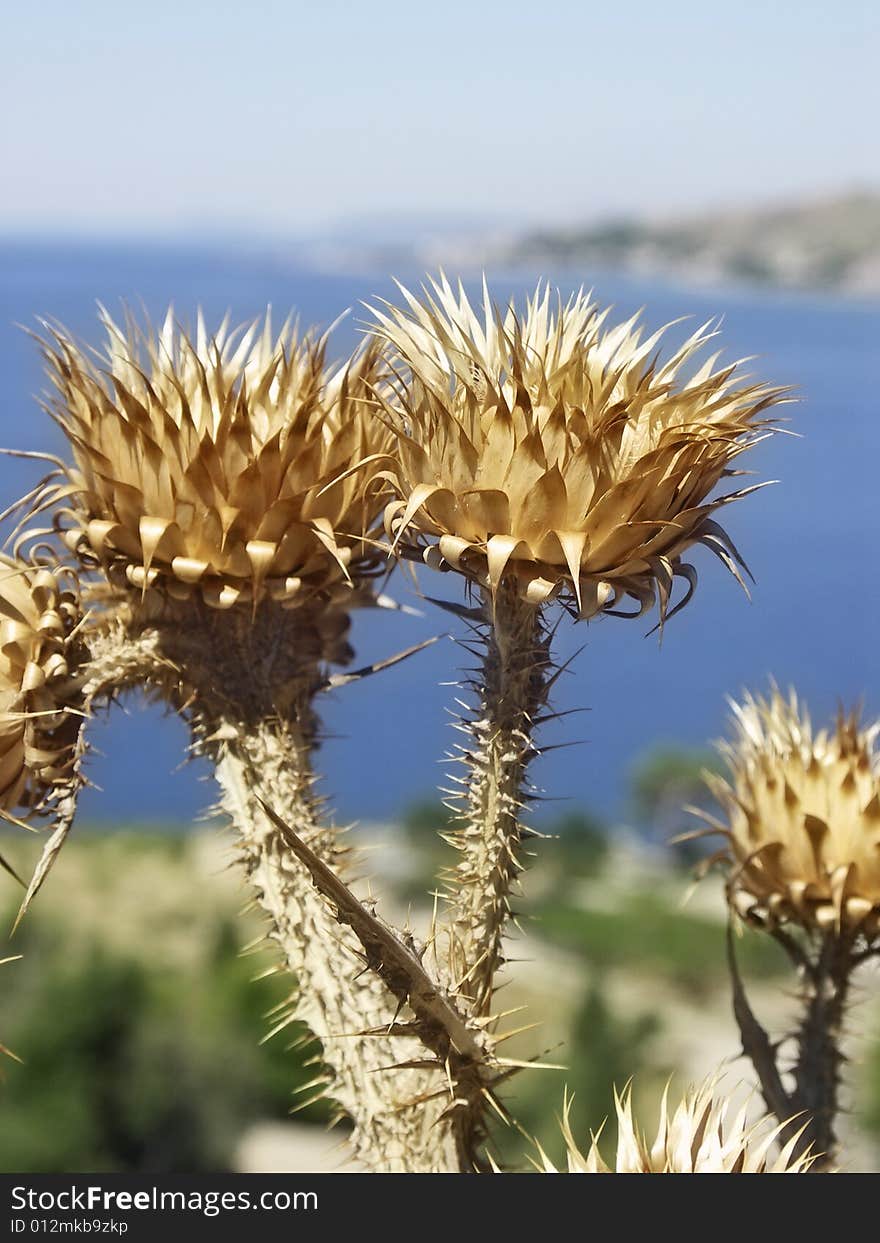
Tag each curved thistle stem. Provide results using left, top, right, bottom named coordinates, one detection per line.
left=727, top=919, right=859, bottom=1170
left=206, top=714, right=463, bottom=1171
left=75, top=599, right=464, bottom=1171
left=442, top=581, right=552, bottom=1017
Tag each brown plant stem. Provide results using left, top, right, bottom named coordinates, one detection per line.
left=790, top=930, right=854, bottom=1165
left=443, top=581, right=552, bottom=1017
left=727, top=920, right=858, bottom=1171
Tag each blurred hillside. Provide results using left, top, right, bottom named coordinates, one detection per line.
left=499, top=191, right=880, bottom=295
left=3, top=811, right=880, bottom=1172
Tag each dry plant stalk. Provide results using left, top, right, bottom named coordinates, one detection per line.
left=370, top=276, right=786, bottom=1045
left=704, top=686, right=880, bottom=1168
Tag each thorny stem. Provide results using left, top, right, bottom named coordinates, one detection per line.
left=790, top=931, right=854, bottom=1167
left=728, top=920, right=859, bottom=1171
left=209, top=716, right=462, bottom=1172
left=444, top=581, right=552, bottom=1017
left=82, top=600, right=463, bottom=1172
left=263, top=803, right=501, bottom=1172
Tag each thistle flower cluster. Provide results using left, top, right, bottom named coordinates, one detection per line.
left=0, top=279, right=813, bottom=1175
left=0, top=283, right=780, bottom=823
left=19, top=283, right=784, bottom=628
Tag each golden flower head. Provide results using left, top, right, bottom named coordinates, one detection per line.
left=538, top=1078, right=814, bottom=1173
left=370, top=275, right=787, bottom=620
left=710, top=686, right=880, bottom=936
left=35, top=308, right=391, bottom=611
left=0, top=556, right=79, bottom=815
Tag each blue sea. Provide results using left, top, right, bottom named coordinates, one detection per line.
left=1, top=240, right=878, bottom=830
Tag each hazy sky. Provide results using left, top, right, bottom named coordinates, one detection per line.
left=3, top=0, right=878, bottom=238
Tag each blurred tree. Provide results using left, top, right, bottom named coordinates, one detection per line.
left=490, top=976, right=661, bottom=1168
left=629, top=745, right=723, bottom=863
left=0, top=923, right=329, bottom=1172
left=854, top=1032, right=880, bottom=1161
left=397, top=799, right=458, bottom=899
left=550, top=810, right=608, bottom=876
left=562, top=981, right=661, bottom=1141
left=401, top=798, right=456, bottom=845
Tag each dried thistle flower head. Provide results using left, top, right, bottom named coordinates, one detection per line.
left=538, top=1079, right=814, bottom=1173
left=36, top=309, right=390, bottom=610
left=710, top=686, right=880, bottom=935
left=0, top=556, right=79, bottom=814
left=370, top=276, right=786, bottom=619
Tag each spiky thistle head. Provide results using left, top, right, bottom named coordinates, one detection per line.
left=709, top=686, right=880, bottom=936
left=536, top=1079, right=814, bottom=1173
left=0, top=556, right=80, bottom=816
left=34, top=308, right=392, bottom=611
left=370, top=275, right=787, bottom=620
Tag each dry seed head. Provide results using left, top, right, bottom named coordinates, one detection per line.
left=371, top=275, right=786, bottom=619
left=37, top=308, right=392, bottom=610
left=0, top=556, right=79, bottom=813
left=539, top=1079, right=814, bottom=1173
left=711, top=686, right=880, bottom=936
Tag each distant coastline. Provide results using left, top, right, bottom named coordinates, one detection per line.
left=4, top=190, right=880, bottom=302
left=494, top=192, right=880, bottom=298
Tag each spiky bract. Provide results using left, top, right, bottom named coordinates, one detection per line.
left=539, top=1079, right=814, bottom=1173
left=37, top=309, right=391, bottom=610
left=711, top=687, right=880, bottom=936
left=0, top=556, right=79, bottom=814
left=371, top=275, right=786, bottom=619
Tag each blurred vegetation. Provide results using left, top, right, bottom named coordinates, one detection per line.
left=629, top=744, right=724, bottom=863
left=3, top=763, right=878, bottom=1173
left=544, top=810, right=609, bottom=876
left=534, top=897, right=786, bottom=1000
left=0, top=831, right=327, bottom=1173
left=493, top=978, right=663, bottom=1169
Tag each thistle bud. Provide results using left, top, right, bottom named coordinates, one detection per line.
left=711, top=687, right=880, bottom=936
